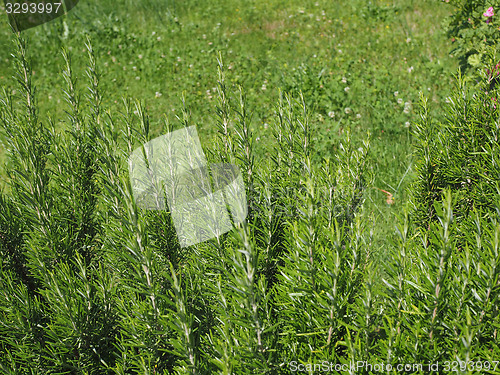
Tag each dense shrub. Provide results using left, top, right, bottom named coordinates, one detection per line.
left=410, top=50, right=500, bottom=248
left=444, top=0, right=500, bottom=74
left=1, top=28, right=499, bottom=374
left=0, top=34, right=370, bottom=373
left=379, top=192, right=500, bottom=373
left=387, top=49, right=500, bottom=371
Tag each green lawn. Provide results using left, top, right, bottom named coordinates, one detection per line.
left=0, top=0, right=457, bottom=251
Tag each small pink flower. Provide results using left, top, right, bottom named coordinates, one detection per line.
left=484, top=7, right=494, bottom=18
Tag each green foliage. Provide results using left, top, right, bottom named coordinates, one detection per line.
left=443, top=0, right=500, bottom=73
left=0, top=34, right=371, bottom=373
left=411, top=53, right=500, bottom=248
left=380, top=194, right=500, bottom=372
left=1, top=1, right=499, bottom=373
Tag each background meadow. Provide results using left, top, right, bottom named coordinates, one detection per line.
left=0, top=0, right=457, bottom=250
left=1, top=0, right=499, bottom=374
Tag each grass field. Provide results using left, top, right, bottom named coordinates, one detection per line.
left=0, top=0, right=457, bottom=252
